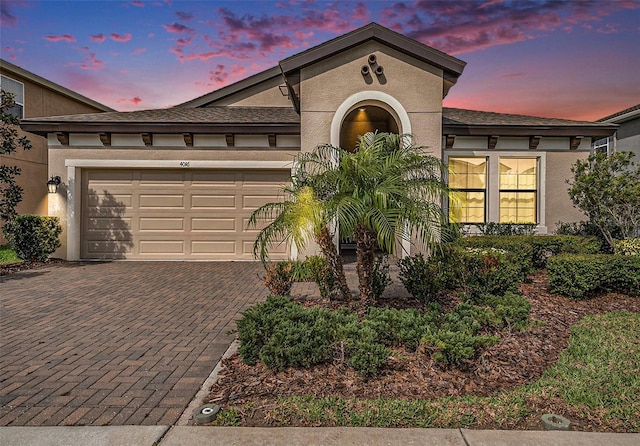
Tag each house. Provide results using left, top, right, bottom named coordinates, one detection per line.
left=593, top=104, right=640, bottom=158
left=19, top=23, right=617, bottom=261
left=1, top=58, right=113, bottom=242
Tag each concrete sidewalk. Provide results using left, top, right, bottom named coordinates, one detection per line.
left=1, top=426, right=639, bottom=446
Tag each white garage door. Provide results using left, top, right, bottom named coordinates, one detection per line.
left=82, top=169, right=289, bottom=260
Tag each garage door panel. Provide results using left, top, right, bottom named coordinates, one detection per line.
left=191, top=240, right=236, bottom=254
left=82, top=169, right=289, bottom=260
left=139, top=217, right=184, bottom=231
left=191, top=217, right=236, bottom=232
left=138, top=240, right=185, bottom=254
left=86, top=217, right=133, bottom=231
left=139, top=194, right=184, bottom=209
left=191, top=194, right=236, bottom=209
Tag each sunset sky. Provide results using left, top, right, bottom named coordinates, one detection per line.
left=2, top=0, right=639, bottom=121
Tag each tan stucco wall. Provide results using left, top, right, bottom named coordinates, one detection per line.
left=544, top=151, right=588, bottom=231
left=299, top=41, right=444, bottom=153
left=1, top=69, right=106, bottom=242
left=212, top=75, right=292, bottom=107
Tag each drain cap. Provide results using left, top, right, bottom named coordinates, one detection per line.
left=193, top=403, right=221, bottom=424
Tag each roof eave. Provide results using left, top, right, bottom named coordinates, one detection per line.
left=442, top=124, right=618, bottom=138
left=20, top=121, right=301, bottom=137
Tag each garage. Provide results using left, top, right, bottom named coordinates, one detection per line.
left=81, top=168, right=290, bottom=260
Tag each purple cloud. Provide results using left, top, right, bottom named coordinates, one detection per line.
left=110, top=33, right=132, bottom=42
left=90, top=34, right=105, bottom=43
left=44, top=34, right=76, bottom=42
left=162, top=22, right=194, bottom=34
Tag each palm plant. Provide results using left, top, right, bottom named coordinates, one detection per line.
left=248, top=179, right=351, bottom=300
left=297, top=132, right=450, bottom=310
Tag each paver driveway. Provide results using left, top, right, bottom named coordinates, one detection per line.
left=0, top=261, right=267, bottom=426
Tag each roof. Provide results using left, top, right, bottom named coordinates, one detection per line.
left=176, top=22, right=466, bottom=109
left=22, top=105, right=616, bottom=139
left=20, top=106, right=301, bottom=136
left=597, top=103, right=640, bottom=123
left=442, top=107, right=617, bottom=138
left=1, top=58, right=114, bottom=112
left=279, top=22, right=466, bottom=77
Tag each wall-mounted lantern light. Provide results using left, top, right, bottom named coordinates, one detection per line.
left=47, top=176, right=61, bottom=194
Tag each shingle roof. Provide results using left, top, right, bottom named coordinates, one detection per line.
left=442, top=107, right=605, bottom=127
left=597, top=103, right=640, bottom=122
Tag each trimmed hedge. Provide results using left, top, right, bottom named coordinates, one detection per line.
left=4, top=215, right=62, bottom=262
left=548, top=254, right=640, bottom=299
left=458, top=235, right=601, bottom=269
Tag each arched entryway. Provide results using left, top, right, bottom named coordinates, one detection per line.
left=330, top=92, right=412, bottom=257
left=339, top=105, right=399, bottom=152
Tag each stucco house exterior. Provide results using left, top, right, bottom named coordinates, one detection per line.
left=20, top=23, right=617, bottom=261
left=1, top=58, right=113, bottom=242
left=593, top=104, right=640, bottom=159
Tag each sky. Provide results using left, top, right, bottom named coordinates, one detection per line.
left=1, top=0, right=639, bottom=121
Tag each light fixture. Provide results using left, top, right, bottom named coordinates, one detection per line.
left=358, top=107, right=367, bottom=112
left=47, top=176, right=61, bottom=194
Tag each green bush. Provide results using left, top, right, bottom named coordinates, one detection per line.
left=262, top=260, right=307, bottom=296
left=4, top=215, right=61, bottom=261
left=548, top=254, right=640, bottom=298
left=304, top=255, right=336, bottom=299
left=372, top=255, right=392, bottom=301
left=614, top=238, right=640, bottom=256
left=475, top=222, right=537, bottom=236
left=471, top=292, right=531, bottom=329
left=421, top=331, right=498, bottom=365
left=397, top=253, right=445, bottom=304
left=365, top=306, right=439, bottom=351
left=458, top=234, right=601, bottom=269
left=454, top=247, right=523, bottom=299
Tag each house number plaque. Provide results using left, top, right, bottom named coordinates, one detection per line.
left=179, top=161, right=190, bottom=167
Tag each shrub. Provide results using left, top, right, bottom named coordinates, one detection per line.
left=397, top=253, right=445, bottom=304
left=454, top=247, right=522, bottom=299
left=475, top=222, right=537, bottom=236
left=457, top=237, right=533, bottom=275
left=614, top=238, right=640, bottom=256
left=4, top=215, right=61, bottom=261
left=547, top=254, right=640, bottom=298
left=304, top=255, right=336, bottom=299
left=263, top=260, right=307, bottom=296
left=371, top=255, right=392, bottom=301
left=471, top=292, right=531, bottom=329
left=421, top=331, right=498, bottom=365
left=365, top=306, right=439, bottom=351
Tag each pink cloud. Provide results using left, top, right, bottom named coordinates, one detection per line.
left=90, top=34, right=105, bottom=43
left=44, top=34, right=76, bottom=43
left=110, top=32, right=132, bottom=42
left=131, top=1, right=144, bottom=7
left=175, top=11, right=193, bottom=21
left=162, top=22, right=194, bottom=34
left=117, top=96, right=142, bottom=105
left=80, top=52, right=104, bottom=71
left=132, top=47, right=147, bottom=55
left=500, top=72, right=526, bottom=79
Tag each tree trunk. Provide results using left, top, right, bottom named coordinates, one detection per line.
left=354, top=223, right=377, bottom=315
left=315, top=226, right=351, bottom=301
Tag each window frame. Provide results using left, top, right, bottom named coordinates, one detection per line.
left=0, top=74, right=25, bottom=119
left=498, top=157, right=538, bottom=224
left=447, top=156, right=488, bottom=224
left=445, top=151, right=546, bottom=231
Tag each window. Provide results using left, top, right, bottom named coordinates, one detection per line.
left=448, top=157, right=486, bottom=223
left=499, top=158, right=537, bottom=223
left=0, top=75, right=24, bottom=119
left=592, top=137, right=613, bottom=155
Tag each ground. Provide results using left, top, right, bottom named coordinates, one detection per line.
left=204, top=270, right=640, bottom=430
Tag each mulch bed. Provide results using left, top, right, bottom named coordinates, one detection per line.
left=0, top=258, right=63, bottom=276
left=205, top=270, right=640, bottom=429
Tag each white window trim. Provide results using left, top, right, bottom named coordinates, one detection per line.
left=445, top=151, right=547, bottom=233
left=1, top=74, right=25, bottom=119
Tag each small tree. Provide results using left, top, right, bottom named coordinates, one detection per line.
left=567, top=151, right=640, bottom=252
left=1, top=89, right=32, bottom=229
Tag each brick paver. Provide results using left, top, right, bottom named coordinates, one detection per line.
left=0, top=261, right=267, bottom=426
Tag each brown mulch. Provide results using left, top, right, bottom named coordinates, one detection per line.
left=0, top=258, right=63, bottom=276
left=205, top=271, right=640, bottom=428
